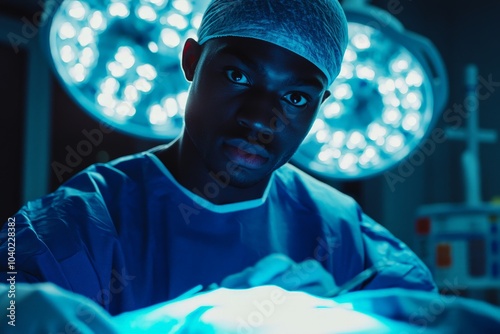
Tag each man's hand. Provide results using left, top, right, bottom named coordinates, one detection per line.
left=0, top=282, right=118, bottom=334
left=220, top=253, right=337, bottom=297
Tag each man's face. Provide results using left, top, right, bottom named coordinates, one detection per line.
left=181, top=37, right=331, bottom=188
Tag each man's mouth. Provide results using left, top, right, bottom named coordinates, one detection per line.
left=223, top=138, right=270, bottom=169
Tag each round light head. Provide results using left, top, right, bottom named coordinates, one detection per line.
left=292, top=10, right=448, bottom=180
left=46, top=0, right=210, bottom=139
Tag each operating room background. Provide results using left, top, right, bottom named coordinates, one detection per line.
left=1, top=0, right=499, bottom=294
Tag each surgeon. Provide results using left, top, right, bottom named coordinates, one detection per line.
left=0, top=0, right=436, bottom=332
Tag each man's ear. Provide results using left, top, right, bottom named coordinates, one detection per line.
left=321, top=90, right=332, bottom=104
left=181, top=38, right=202, bottom=82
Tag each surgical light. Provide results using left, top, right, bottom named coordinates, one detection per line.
left=292, top=1, right=448, bottom=179
left=43, top=0, right=211, bottom=139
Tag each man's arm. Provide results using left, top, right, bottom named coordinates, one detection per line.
left=358, top=212, right=437, bottom=292
left=220, top=253, right=339, bottom=297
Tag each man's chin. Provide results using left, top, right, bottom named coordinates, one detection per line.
left=226, top=168, right=274, bottom=189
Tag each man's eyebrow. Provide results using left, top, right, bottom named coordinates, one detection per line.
left=283, top=76, right=325, bottom=91
left=218, top=45, right=258, bottom=68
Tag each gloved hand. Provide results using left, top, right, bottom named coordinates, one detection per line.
left=220, top=253, right=338, bottom=297
left=0, top=282, right=118, bottom=334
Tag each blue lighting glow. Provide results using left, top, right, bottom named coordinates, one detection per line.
left=47, top=0, right=211, bottom=139
left=112, top=286, right=394, bottom=333
left=292, top=18, right=448, bottom=179
left=46, top=1, right=447, bottom=178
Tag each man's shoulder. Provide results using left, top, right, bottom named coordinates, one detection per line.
left=273, top=164, right=358, bottom=212
left=89, top=151, right=150, bottom=175
left=275, top=164, right=351, bottom=199
left=16, top=152, right=156, bottom=224
left=63, top=151, right=154, bottom=189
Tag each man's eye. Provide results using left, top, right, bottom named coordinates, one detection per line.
left=283, top=92, right=309, bottom=107
left=226, top=69, right=250, bottom=85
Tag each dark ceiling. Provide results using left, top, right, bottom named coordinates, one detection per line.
left=1, top=0, right=497, bottom=19
left=0, top=0, right=43, bottom=17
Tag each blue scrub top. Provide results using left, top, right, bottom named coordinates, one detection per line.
left=0, top=150, right=436, bottom=315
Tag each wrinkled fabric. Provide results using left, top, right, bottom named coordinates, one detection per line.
left=198, top=0, right=348, bottom=85
left=0, top=150, right=436, bottom=315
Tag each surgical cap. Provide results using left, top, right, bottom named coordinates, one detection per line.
left=197, top=0, right=348, bottom=86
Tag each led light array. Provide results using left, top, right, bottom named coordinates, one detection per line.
left=49, top=0, right=210, bottom=138
left=294, top=22, right=433, bottom=179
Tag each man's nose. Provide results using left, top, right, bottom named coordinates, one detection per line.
left=235, top=90, right=277, bottom=134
